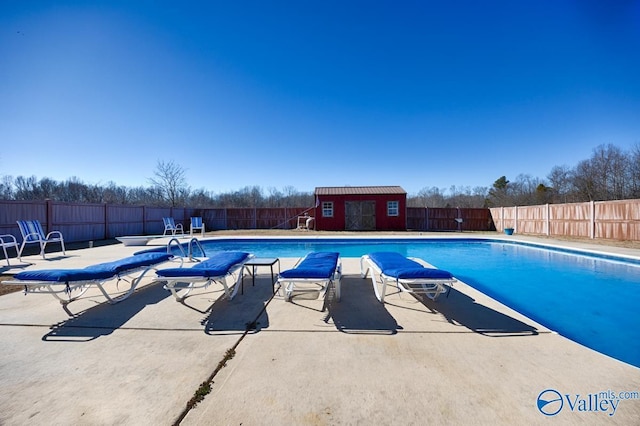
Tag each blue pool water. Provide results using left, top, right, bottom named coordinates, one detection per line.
left=179, top=238, right=640, bottom=368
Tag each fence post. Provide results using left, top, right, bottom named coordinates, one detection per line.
left=142, top=206, right=146, bottom=235
left=425, top=207, right=429, bottom=231
left=104, top=203, right=109, bottom=239
left=514, top=206, right=518, bottom=233
left=590, top=201, right=595, bottom=239
left=546, top=203, right=550, bottom=236
left=46, top=199, right=53, bottom=234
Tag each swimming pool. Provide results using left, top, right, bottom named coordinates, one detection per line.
left=171, top=237, right=640, bottom=368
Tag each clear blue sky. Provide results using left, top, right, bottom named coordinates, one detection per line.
left=1, top=1, right=639, bottom=195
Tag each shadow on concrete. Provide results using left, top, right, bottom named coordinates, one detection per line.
left=42, top=283, right=170, bottom=342
left=326, top=276, right=400, bottom=335
left=419, top=282, right=540, bottom=337
left=201, top=276, right=274, bottom=335
left=0, top=262, right=31, bottom=273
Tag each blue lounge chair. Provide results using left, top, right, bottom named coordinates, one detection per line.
left=163, top=217, right=184, bottom=236
left=190, top=217, right=205, bottom=237
left=360, top=252, right=455, bottom=302
left=16, top=219, right=66, bottom=259
left=1, top=252, right=175, bottom=305
left=156, top=251, right=253, bottom=301
left=276, top=252, right=341, bottom=302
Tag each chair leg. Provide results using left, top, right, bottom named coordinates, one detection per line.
left=18, top=241, right=26, bottom=259
left=2, top=246, right=9, bottom=266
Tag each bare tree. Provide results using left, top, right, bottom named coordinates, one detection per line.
left=188, top=188, right=216, bottom=208
left=572, top=159, right=598, bottom=201
left=101, top=182, right=130, bottom=204
left=408, top=186, right=487, bottom=208
left=448, top=185, right=486, bottom=208
left=589, top=144, right=627, bottom=200
left=547, top=165, right=573, bottom=203
left=509, top=174, right=548, bottom=205
left=410, top=187, right=447, bottom=207
left=14, top=175, right=40, bottom=200
left=0, top=175, right=14, bottom=200
left=265, top=187, right=284, bottom=207
left=570, top=144, right=630, bottom=201
left=148, top=160, right=190, bottom=207
left=629, top=143, right=640, bottom=197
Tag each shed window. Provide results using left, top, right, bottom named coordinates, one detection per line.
left=387, top=201, right=399, bottom=216
left=322, top=202, right=334, bottom=217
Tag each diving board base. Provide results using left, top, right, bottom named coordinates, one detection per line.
left=116, top=236, right=164, bottom=246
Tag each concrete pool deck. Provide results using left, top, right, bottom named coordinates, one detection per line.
left=0, top=233, right=639, bottom=425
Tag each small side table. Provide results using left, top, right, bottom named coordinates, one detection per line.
left=243, top=258, right=280, bottom=295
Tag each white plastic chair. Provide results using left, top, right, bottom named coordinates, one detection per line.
left=190, top=217, right=205, bottom=237
left=162, top=218, right=184, bottom=236
left=16, top=220, right=66, bottom=259
left=0, top=234, right=20, bottom=266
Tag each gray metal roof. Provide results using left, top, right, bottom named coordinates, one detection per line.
left=314, top=186, right=406, bottom=195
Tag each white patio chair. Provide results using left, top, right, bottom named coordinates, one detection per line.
left=0, top=234, right=20, bottom=266
left=16, top=220, right=66, bottom=259
left=190, top=217, right=205, bottom=237
left=163, top=217, right=184, bottom=236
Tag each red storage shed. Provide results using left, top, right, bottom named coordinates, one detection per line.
left=313, top=186, right=407, bottom=231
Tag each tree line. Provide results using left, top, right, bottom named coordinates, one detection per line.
left=1, top=143, right=638, bottom=208
left=409, top=143, right=640, bottom=208
left=485, top=143, right=640, bottom=207
left=0, top=161, right=315, bottom=208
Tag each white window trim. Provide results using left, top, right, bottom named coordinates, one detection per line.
left=322, top=202, right=334, bottom=217
left=387, top=200, right=399, bottom=217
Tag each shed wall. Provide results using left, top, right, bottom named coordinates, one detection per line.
left=314, top=193, right=406, bottom=231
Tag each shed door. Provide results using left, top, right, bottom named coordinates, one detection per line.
left=345, top=201, right=376, bottom=230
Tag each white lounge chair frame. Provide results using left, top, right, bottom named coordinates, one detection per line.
left=163, top=217, right=184, bottom=236
left=17, top=220, right=66, bottom=259
left=360, top=255, right=455, bottom=303
left=0, top=234, right=20, bottom=266
left=161, top=254, right=254, bottom=302
left=1, top=254, right=178, bottom=305
left=276, top=255, right=342, bottom=303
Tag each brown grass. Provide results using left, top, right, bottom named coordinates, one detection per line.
left=0, top=277, right=21, bottom=296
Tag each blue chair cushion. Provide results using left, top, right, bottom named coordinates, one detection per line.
left=15, top=268, right=115, bottom=282
left=279, top=252, right=339, bottom=279
left=157, top=251, right=250, bottom=278
left=14, top=252, right=173, bottom=283
left=368, top=252, right=453, bottom=279
left=86, top=253, right=173, bottom=274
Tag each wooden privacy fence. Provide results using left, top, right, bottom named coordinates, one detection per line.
left=5, top=199, right=637, bottom=243
left=0, top=200, right=310, bottom=243
left=406, top=207, right=493, bottom=232
left=490, top=199, right=640, bottom=241
left=0, top=200, right=495, bottom=243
